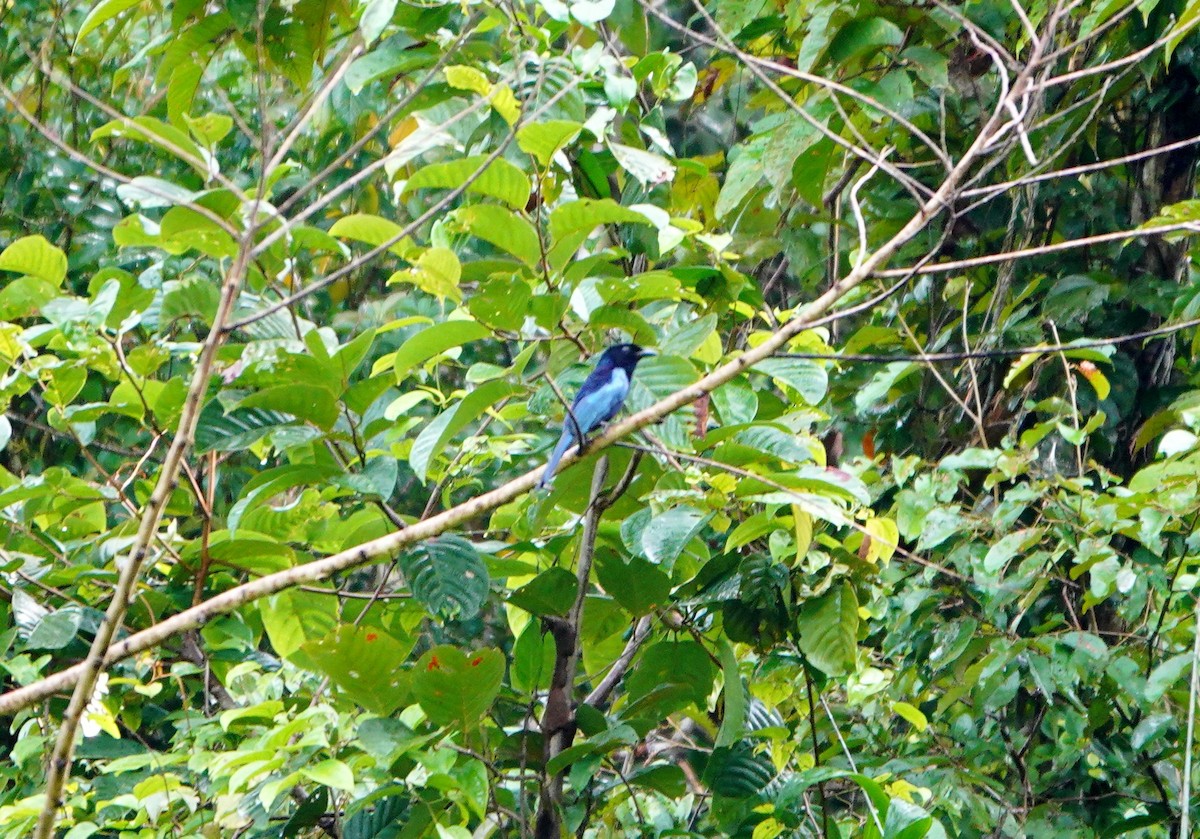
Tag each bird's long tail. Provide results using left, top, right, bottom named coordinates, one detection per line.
left=539, top=426, right=579, bottom=488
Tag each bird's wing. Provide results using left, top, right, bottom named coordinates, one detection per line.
left=541, top=368, right=630, bottom=488
left=568, top=367, right=630, bottom=434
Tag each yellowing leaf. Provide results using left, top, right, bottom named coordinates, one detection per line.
left=1003, top=348, right=1045, bottom=389
left=445, top=65, right=491, bottom=95
left=863, top=516, right=899, bottom=565
left=394, top=247, right=462, bottom=301
left=0, top=235, right=68, bottom=285
left=695, top=329, right=723, bottom=364
left=792, top=506, right=812, bottom=562
left=301, top=758, right=355, bottom=791
left=892, top=700, right=928, bottom=731
left=1076, top=360, right=1110, bottom=400
left=490, top=85, right=520, bottom=125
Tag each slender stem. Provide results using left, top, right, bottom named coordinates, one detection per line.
left=1181, top=594, right=1200, bottom=839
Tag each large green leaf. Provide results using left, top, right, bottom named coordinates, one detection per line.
left=391, top=320, right=492, bottom=381
left=194, top=405, right=295, bottom=453
left=517, top=120, right=582, bottom=167
left=468, top=276, right=533, bottom=330
left=301, top=625, right=414, bottom=715
left=76, top=0, right=143, bottom=41
left=626, top=640, right=715, bottom=715
left=0, top=236, right=67, bottom=285
left=507, top=567, right=578, bottom=616
left=755, top=357, right=828, bottom=405
left=402, top=155, right=531, bottom=209
left=261, top=589, right=338, bottom=661
left=595, top=553, right=671, bottom=616
left=329, top=213, right=412, bottom=255
left=227, top=464, right=344, bottom=534
left=452, top=204, right=541, bottom=266
left=341, top=795, right=410, bottom=839
left=411, top=645, right=504, bottom=728
left=235, top=383, right=340, bottom=430
left=702, top=742, right=775, bottom=797
left=399, top=536, right=490, bottom=620
left=548, top=198, right=652, bottom=239
left=26, top=608, right=84, bottom=650
left=715, top=640, right=748, bottom=749
left=91, top=115, right=209, bottom=173
left=795, top=582, right=858, bottom=676
left=409, top=380, right=522, bottom=482
left=641, top=506, right=709, bottom=569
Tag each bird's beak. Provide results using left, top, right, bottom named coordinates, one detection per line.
left=638, top=348, right=657, bottom=359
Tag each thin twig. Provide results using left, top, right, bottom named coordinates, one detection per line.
left=1181, top=593, right=1200, bottom=839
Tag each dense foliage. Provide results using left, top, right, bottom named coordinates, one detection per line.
left=4, top=0, right=1200, bottom=836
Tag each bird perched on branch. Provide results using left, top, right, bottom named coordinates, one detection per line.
left=539, top=343, right=654, bottom=488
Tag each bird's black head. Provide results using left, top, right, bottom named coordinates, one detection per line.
left=597, top=343, right=654, bottom=372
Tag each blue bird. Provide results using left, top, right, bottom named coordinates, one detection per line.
left=539, top=343, right=654, bottom=488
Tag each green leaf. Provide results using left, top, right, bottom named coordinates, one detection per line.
left=716, top=640, right=747, bottom=748
left=595, top=553, right=671, bottom=615
left=715, top=135, right=768, bottom=218
left=1146, top=653, right=1192, bottom=702
left=76, top=0, right=143, bottom=41
left=796, top=582, right=858, bottom=676
left=508, top=567, right=578, bottom=616
left=453, top=204, right=541, bottom=266
left=403, top=155, right=531, bottom=209
left=227, top=464, right=343, bottom=534
left=116, top=175, right=196, bottom=209
left=236, top=383, right=339, bottom=430
left=885, top=798, right=934, bottom=839
left=301, top=625, right=414, bottom=715
left=660, top=314, right=717, bottom=359
left=27, top=608, right=83, bottom=650
left=302, top=759, right=355, bottom=792
left=703, top=742, right=775, bottom=797
left=328, top=213, right=409, bottom=255
left=511, top=622, right=556, bottom=693
left=412, top=645, right=504, bottom=728
left=91, top=115, right=208, bottom=173
left=711, top=377, right=758, bottom=425
left=1167, top=0, right=1200, bottom=62
left=517, top=120, right=583, bottom=167
left=444, top=65, right=491, bottom=95
left=399, top=536, right=489, bottom=620
left=167, top=63, right=203, bottom=126
left=261, top=590, right=338, bottom=661
left=345, top=40, right=435, bottom=94
left=0, top=236, right=68, bottom=285
left=358, top=0, right=397, bottom=44
left=468, top=276, right=533, bottom=331
left=410, top=381, right=522, bottom=482
left=391, top=320, right=492, bottom=382
left=626, top=641, right=715, bottom=714
left=186, top=112, right=232, bottom=146
left=642, top=506, right=709, bottom=569
left=342, top=796, right=410, bottom=839
left=194, top=405, right=294, bottom=453
left=393, top=246, right=461, bottom=300
left=755, top=357, right=828, bottom=405
left=892, top=701, right=928, bottom=732
left=608, top=142, right=675, bottom=185
left=548, top=198, right=653, bottom=239
left=827, top=16, right=904, bottom=64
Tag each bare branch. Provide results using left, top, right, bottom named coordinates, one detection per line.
left=877, top=220, right=1200, bottom=276
left=33, top=233, right=256, bottom=839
